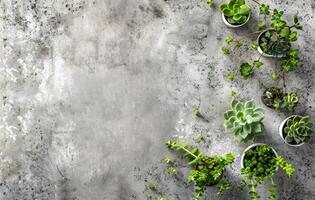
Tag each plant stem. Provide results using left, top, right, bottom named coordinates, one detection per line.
left=249, top=0, right=260, bottom=5
left=179, top=146, right=198, bottom=158
left=282, top=71, right=286, bottom=89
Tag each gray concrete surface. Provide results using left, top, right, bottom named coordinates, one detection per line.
left=0, top=0, right=314, bottom=199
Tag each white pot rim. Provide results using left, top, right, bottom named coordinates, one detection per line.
left=240, top=143, right=278, bottom=169
left=256, top=29, right=287, bottom=58
left=222, top=12, right=250, bottom=28
left=279, top=115, right=305, bottom=147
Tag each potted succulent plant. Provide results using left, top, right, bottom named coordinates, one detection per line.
left=220, top=0, right=251, bottom=28
left=224, top=99, right=264, bottom=142
left=279, top=115, right=313, bottom=147
left=255, top=7, right=302, bottom=64
left=166, top=139, right=235, bottom=200
left=240, top=143, right=295, bottom=200
left=261, top=87, right=299, bottom=111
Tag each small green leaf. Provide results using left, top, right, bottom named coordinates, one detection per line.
left=238, top=4, right=251, bottom=15
left=240, top=63, right=253, bottom=79
left=259, top=4, right=270, bottom=15
left=280, top=27, right=290, bottom=38
left=257, top=20, right=266, bottom=30
left=293, top=15, right=299, bottom=24
left=227, top=71, right=235, bottom=81
left=251, top=42, right=259, bottom=50
left=253, top=60, right=263, bottom=68
left=271, top=71, right=278, bottom=80
left=226, top=35, right=234, bottom=45
left=221, top=47, right=230, bottom=55
left=231, top=89, right=237, bottom=97
left=207, top=0, right=214, bottom=7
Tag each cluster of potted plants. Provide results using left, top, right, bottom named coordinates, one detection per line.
left=223, top=97, right=313, bottom=199
left=261, top=87, right=299, bottom=111
left=159, top=1, right=313, bottom=200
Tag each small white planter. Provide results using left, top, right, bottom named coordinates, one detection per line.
left=279, top=115, right=305, bottom=147
left=241, top=143, right=278, bottom=169
left=256, top=30, right=287, bottom=58
left=222, top=13, right=250, bottom=28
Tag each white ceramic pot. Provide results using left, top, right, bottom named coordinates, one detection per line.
left=222, top=13, right=250, bottom=28
left=241, top=143, right=278, bottom=169
left=256, top=30, right=287, bottom=58
left=279, top=115, right=305, bottom=147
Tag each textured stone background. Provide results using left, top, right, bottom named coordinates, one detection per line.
left=0, top=0, right=314, bottom=199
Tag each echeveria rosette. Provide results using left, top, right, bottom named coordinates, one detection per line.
left=220, top=0, right=251, bottom=25
left=284, top=116, right=313, bottom=144
left=283, top=92, right=298, bottom=111
left=224, top=99, right=264, bottom=142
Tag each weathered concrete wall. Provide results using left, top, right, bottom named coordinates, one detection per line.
left=0, top=0, right=314, bottom=199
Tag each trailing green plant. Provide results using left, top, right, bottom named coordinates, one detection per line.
left=240, top=144, right=295, bottom=199
left=224, top=99, right=264, bottom=142
left=283, top=115, right=313, bottom=145
left=261, top=87, right=299, bottom=111
left=165, top=139, right=235, bottom=200
left=220, top=0, right=251, bottom=25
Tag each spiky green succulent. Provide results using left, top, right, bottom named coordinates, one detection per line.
left=283, top=116, right=313, bottom=144
left=220, top=0, right=251, bottom=25
left=283, top=92, right=298, bottom=111
left=224, top=99, right=264, bottom=142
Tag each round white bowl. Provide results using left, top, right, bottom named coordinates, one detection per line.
left=256, top=30, right=287, bottom=58
left=241, top=143, right=278, bottom=169
left=279, top=115, right=305, bottom=147
left=222, top=13, right=251, bottom=28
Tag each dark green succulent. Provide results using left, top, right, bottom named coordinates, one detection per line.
left=283, top=116, right=313, bottom=145
left=224, top=99, right=264, bottom=142
left=241, top=144, right=294, bottom=200
left=220, top=0, right=251, bottom=25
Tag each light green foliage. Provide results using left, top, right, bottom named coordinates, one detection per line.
left=241, top=144, right=295, bottom=200
left=283, top=92, right=298, bottom=111
left=275, top=156, right=295, bottom=176
left=251, top=42, right=259, bottom=50
left=194, top=107, right=202, bottom=118
left=253, top=60, right=263, bottom=68
left=221, top=47, right=230, bottom=55
left=259, top=4, right=269, bottom=15
left=167, top=167, right=176, bottom=175
left=230, top=89, right=237, bottom=97
left=240, top=63, right=253, bottom=79
left=163, top=156, right=171, bottom=164
left=226, top=35, right=234, bottom=44
left=271, top=71, right=278, bottom=80
left=147, top=182, right=157, bottom=191
left=207, top=0, right=214, bottom=7
left=281, top=49, right=299, bottom=72
left=217, top=180, right=231, bottom=195
left=224, top=99, right=264, bottom=142
left=220, top=0, right=251, bottom=25
left=166, top=140, right=234, bottom=199
left=227, top=71, right=235, bottom=81
left=283, top=116, right=313, bottom=144
left=268, top=179, right=277, bottom=199
left=257, top=20, right=266, bottom=30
